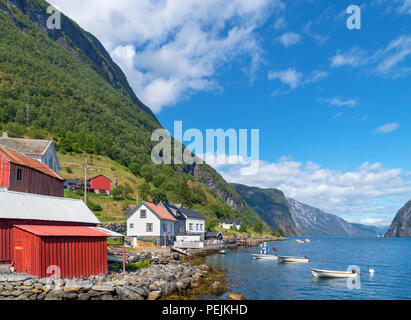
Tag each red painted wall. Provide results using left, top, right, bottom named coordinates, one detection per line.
left=8, top=163, right=64, bottom=197
left=13, top=227, right=107, bottom=278
left=0, top=219, right=97, bottom=262
left=89, top=175, right=111, bottom=192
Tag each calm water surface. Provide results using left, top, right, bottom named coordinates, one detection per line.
left=205, top=237, right=411, bottom=300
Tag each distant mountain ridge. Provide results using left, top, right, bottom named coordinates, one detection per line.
left=231, top=184, right=300, bottom=236
left=288, top=198, right=384, bottom=237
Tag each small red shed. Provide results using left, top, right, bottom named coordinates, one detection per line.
left=88, top=174, right=112, bottom=193
left=12, top=225, right=115, bottom=279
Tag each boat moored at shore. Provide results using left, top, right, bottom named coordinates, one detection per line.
left=311, top=268, right=360, bottom=278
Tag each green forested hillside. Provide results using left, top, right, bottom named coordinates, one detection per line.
left=232, top=184, right=300, bottom=236
left=0, top=0, right=270, bottom=232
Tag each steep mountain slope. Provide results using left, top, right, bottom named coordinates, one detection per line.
left=0, top=0, right=268, bottom=231
left=385, top=200, right=411, bottom=237
left=232, top=184, right=299, bottom=236
left=288, top=198, right=383, bottom=237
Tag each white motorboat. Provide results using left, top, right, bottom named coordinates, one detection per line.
left=295, top=239, right=305, bottom=243
left=219, top=250, right=227, bottom=254
left=279, top=256, right=310, bottom=263
left=311, top=268, right=359, bottom=278
left=304, top=239, right=311, bottom=243
left=251, top=254, right=278, bottom=260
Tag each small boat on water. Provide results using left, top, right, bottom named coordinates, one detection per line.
left=251, top=254, right=278, bottom=260
left=304, top=239, right=311, bottom=243
left=219, top=250, right=227, bottom=254
left=311, top=268, right=359, bottom=278
left=279, top=256, right=310, bottom=263
left=295, top=239, right=305, bottom=243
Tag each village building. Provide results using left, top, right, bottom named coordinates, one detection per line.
left=0, top=145, right=64, bottom=197
left=88, top=174, right=112, bottom=195
left=204, top=231, right=224, bottom=245
left=0, top=132, right=60, bottom=173
left=126, top=201, right=177, bottom=247
left=0, top=190, right=101, bottom=263
left=219, top=219, right=243, bottom=230
left=178, top=208, right=205, bottom=235
left=64, top=178, right=82, bottom=190
left=161, top=202, right=186, bottom=236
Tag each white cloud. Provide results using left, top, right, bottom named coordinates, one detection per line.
left=268, top=68, right=328, bottom=91
left=331, top=47, right=368, bottom=68
left=318, top=97, right=358, bottom=107
left=374, top=122, right=400, bottom=134
left=49, top=0, right=285, bottom=112
left=215, top=156, right=411, bottom=221
left=331, top=36, right=411, bottom=79
left=274, top=17, right=287, bottom=30
left=268, top=68, right=302, bottom=89
left=279, top=32, right=301, bottom=47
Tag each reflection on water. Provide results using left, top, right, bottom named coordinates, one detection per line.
left=205, top=237, right=411, bottom=300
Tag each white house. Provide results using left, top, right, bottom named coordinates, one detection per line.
left=178, top=207, right=205, bottom=235
left=126, top=201, right=177, bottom=247
left=219, top=219, right=243, bottom=230
left=0, top=132, right=61, bottom=173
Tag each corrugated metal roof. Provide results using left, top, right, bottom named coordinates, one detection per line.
left=90, top=227, right=124, bottom=237
left=0, top=137, right=51, bottom=157
left=0, top=146, right=62, bottom=180
left=14, top=225, right=111, bottom=237
left=0, top=190, right=100, bottom=224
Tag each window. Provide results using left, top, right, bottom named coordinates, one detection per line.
left=200, top=224, right=203, bottom=231
left=17, top=169, right=22, bottom=181
left=129, top=223, right=134, bottom=229
left=146, top=223, right=153, bottom=232
left=140, top=210, right=146, bottom=218
left=163, top=224, right=167, bottom=232
left=196, top=224, right=199, bottom=231
left=189, top=223, right=193, bottom=231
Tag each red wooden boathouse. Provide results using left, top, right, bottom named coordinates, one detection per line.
left=12, top=225, right=114, bottom=278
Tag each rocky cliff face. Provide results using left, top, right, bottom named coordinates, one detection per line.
left=288, top=198, right=384, bottom=237
left=385, top=200, right=411, bottom=237
left=232, top=184, right=300, bottom=236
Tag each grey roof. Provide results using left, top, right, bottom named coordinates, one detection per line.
left=0, top=137, right=52, bottom=157
left=161, top=203, right=186, bottom=220
left=0, top=190, right=100, bottom=224
left=205, top=232, right=223, bottom=239
left=179, top=207, right=205, bottom=220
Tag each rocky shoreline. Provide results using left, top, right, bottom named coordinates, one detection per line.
left=0, top=252, right=225, bottom=301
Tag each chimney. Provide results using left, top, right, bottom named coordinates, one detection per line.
left=2, top=132, right=8, bottom=138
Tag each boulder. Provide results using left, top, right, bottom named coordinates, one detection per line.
left=147, top=290, right=161, bottom=300
left=226, top=292, right=246, bottom=300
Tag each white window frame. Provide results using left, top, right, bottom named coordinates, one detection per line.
left=146, top=223, right=153, bottom=232
left=140, top=209, right=147, bottom=218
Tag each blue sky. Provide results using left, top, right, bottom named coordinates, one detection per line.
left=50, top=0, right=411, bottom=226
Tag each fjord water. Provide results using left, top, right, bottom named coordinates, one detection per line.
left=205, top=237, right=411, bottom=300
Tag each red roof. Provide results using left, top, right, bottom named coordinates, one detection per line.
left=14, top=225, right=112, bottom=237
left=145, top=202, right=177, bottom=221
left=0, top=146, right=63, bottom=180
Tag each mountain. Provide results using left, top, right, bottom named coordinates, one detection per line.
left=385, top=200, right=411, bottom=237
left=231, top=184, right=300, bottom=236
left=0, top=0, right=269, bottom=231
left=288, top=198, right=384, bottom=237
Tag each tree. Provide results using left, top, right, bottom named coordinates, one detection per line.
left=138, top=182, right=150, bottom=200
left=254, top=222, right=263, bottom=234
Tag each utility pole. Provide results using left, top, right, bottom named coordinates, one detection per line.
left=136, top=189, right=139, bottom=204
left=84, top=158, right=87, bottom=204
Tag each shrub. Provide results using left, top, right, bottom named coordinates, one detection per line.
left=87, top=200, right=102, bottom=212
left=65, top=167, right=73, bottom=174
